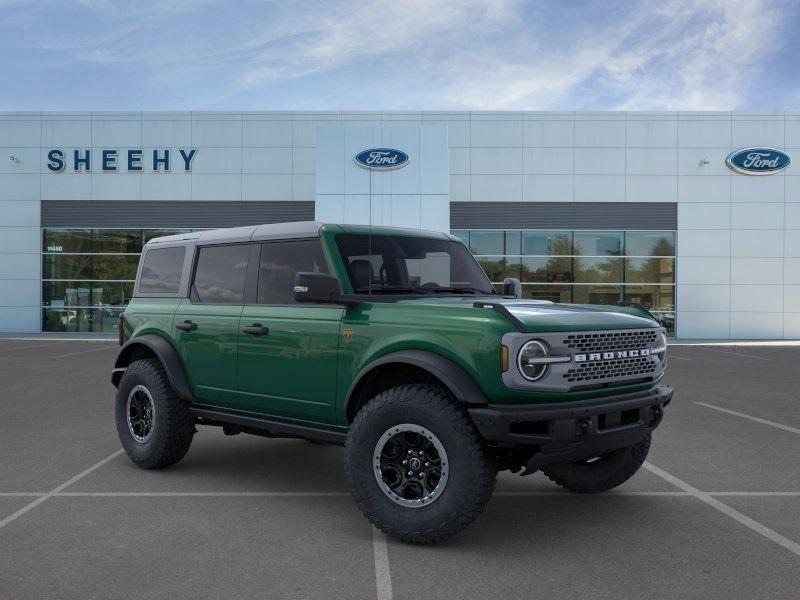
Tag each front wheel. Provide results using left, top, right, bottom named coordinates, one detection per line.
left=115, top=358, right=194, bottom=469
left=542, top=433, right=651, bottom=493
left=345, top=384, right=496, bottom=545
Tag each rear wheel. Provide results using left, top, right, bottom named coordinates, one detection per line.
left=542, top=434, right=651, bottom=493
left=345, top=383, right=496, bottom=544
left=115, top=358, right=194, bottom=469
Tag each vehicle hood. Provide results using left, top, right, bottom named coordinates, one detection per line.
left=393, top=296, right=660, bottom=333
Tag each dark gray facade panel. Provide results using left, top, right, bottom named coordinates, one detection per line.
left=450, top=202, right=677, bottom=230
left=41, top=201, right=315, bottom=228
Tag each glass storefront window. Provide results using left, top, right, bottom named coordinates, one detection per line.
left=625, top=231, right=675, bottom=257
left=572, top=284, right=623, bottom=305
left=463, top=228, right=677, bottom=335
left=43, top=306, right=125, bottom=333
left=520, top=256, right=573, bottom=283
left=573, top=231, right=623, bottom=256
left=43, top=281, right=134, bottom=308
left=469, top=231, right=504, bottom=255
left=43, top=254, right=139, bottom=281
left=43, top=228, right=92, bottom=253
left=573, top=257, right=622, bottom=283
left=93, top=230, right=143, bottom=253
left=625, top=257, right=674, bottom=284
left=522, top=231, right=572, bottom=256
left=43, top=254, right=93, bottom=280
left=92, top=255, right=140, bottom=281
left=623, top=284, right=675, bottom=312
left=476, top=257, right=520, bottom=282
left=522, top=284, right=572, bottom=303
left=41, top=228, right=205, bottom=332
left=504, top=231, right=521, bottom=256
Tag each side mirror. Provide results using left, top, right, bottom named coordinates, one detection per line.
left=294, top=272, right=342, bottom=304
left=502, top=277, right=522, bottom=299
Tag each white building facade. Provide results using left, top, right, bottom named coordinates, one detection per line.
left=0, top=110, right=798, bottom=339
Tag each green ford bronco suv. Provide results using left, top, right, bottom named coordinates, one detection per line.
left=112, top=221, right=672, bottom=544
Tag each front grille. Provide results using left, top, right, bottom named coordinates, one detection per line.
left=563, top=329, right=658, bottom=353
left=563, top=355, right=658, bottom=384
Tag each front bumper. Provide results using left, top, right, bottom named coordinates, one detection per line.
left=468, top=384, right=673, bottom=474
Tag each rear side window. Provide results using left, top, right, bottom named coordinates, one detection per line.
left=258, top=240, right=329, bottom=304
left=192, top=244, right=250, bottom=304
left=138, top=246, right=186, bottom=295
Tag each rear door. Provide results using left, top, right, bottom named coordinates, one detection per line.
left=236, top=239, right=344, bottom=424
left=173, top=243, right=256, bottom=409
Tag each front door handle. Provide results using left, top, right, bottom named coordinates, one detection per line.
left=242, top=324, right=269, bottom=336
left=175, top=320, right=198, bottom=332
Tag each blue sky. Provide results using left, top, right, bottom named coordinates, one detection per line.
left=1, top=0, right=798, bottom=111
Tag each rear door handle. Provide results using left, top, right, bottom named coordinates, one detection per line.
left=175, top=320, right=198, bottom=332
left=242, top=324, right=269, bottom=336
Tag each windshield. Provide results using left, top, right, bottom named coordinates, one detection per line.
left=335, top=234, right=496, bottom=295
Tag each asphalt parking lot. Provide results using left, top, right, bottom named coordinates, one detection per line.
left=1, top=339, right=799, bottom=599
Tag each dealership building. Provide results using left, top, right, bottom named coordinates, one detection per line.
left=0, top=110, right=798, bottom=339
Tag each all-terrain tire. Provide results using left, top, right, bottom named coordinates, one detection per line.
left=115, top=358, right=194, bottom=469
left=542, top=433, right=652, bottom=493
left=345, top=383, right=497, bottom=545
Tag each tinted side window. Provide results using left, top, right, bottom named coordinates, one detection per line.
left=138, top=246, right=186, bottom=295
left=258, top=240, right=329, bottom=304
left=192, top=244, right=250, bottom=304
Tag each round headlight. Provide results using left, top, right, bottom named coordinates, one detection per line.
left=517, top=340, right=549, bottom=381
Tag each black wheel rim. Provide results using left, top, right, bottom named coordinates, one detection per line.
left=127, top=385, right=155, bottom=444
left=373, top=424, right=449, bottom=508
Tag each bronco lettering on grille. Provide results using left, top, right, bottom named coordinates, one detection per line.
left=574, top=348, right=651, bottom=362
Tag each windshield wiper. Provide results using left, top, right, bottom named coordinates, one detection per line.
left=353, top=286, right=424, bottom=294
left=424, top=286, right=496, bottom=295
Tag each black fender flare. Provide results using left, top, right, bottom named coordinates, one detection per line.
left=344, top=349, right=489, bottom=418
left=111, top=334, right=193, bottom=402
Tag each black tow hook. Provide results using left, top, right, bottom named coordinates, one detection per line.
left=574, top=417, right=590, bottom=442
left=650, top=406, right=663, bottom=427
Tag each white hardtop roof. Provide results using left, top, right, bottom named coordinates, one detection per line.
left=144, top=221, right=454, bottom=247
left=145, top=221, right=326, bottom=246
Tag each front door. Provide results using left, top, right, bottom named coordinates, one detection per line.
left=173, top=243, right=255, bottom=409
left=236, top=239, right=343, bottom=424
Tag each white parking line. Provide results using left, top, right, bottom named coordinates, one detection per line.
left=372, top=526, right=393, bottom=600
left=644, top=461, right=800, bottom=558
left=703, top=348, right=771, bottom=361
left=707, top=492, right=800, bottom=497
left=494, top=490, right=688, bottom=496
left=0, top=450, right=122, bottom=531
left=0, top=337, right=112, bottom=342
left=55, top=491, right=351, bottom=497
left=696, top=402, right=800, bottom=436
left=0, top=342, right=66, bottom=354
left=49, top=344, right=117, bottom=359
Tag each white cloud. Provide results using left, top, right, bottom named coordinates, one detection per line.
left=1, top=0, right=791, bottom=109
left=419, top=0, right=783, bottom=110
left=234, top=1, right=519, bottom=89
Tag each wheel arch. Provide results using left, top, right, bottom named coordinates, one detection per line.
left=344, top=350, right=489, bottom=422
left=112, top=334, right=193, bottom=402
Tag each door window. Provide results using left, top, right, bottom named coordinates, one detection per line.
left=258, top=240, right=329, bottom=305
left=192, top=244, right=250, bottom=304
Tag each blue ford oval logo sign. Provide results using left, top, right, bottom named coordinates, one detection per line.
left=726, top=147, right=790, bottom=175
left=354, top=148, right=409, bottom=170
